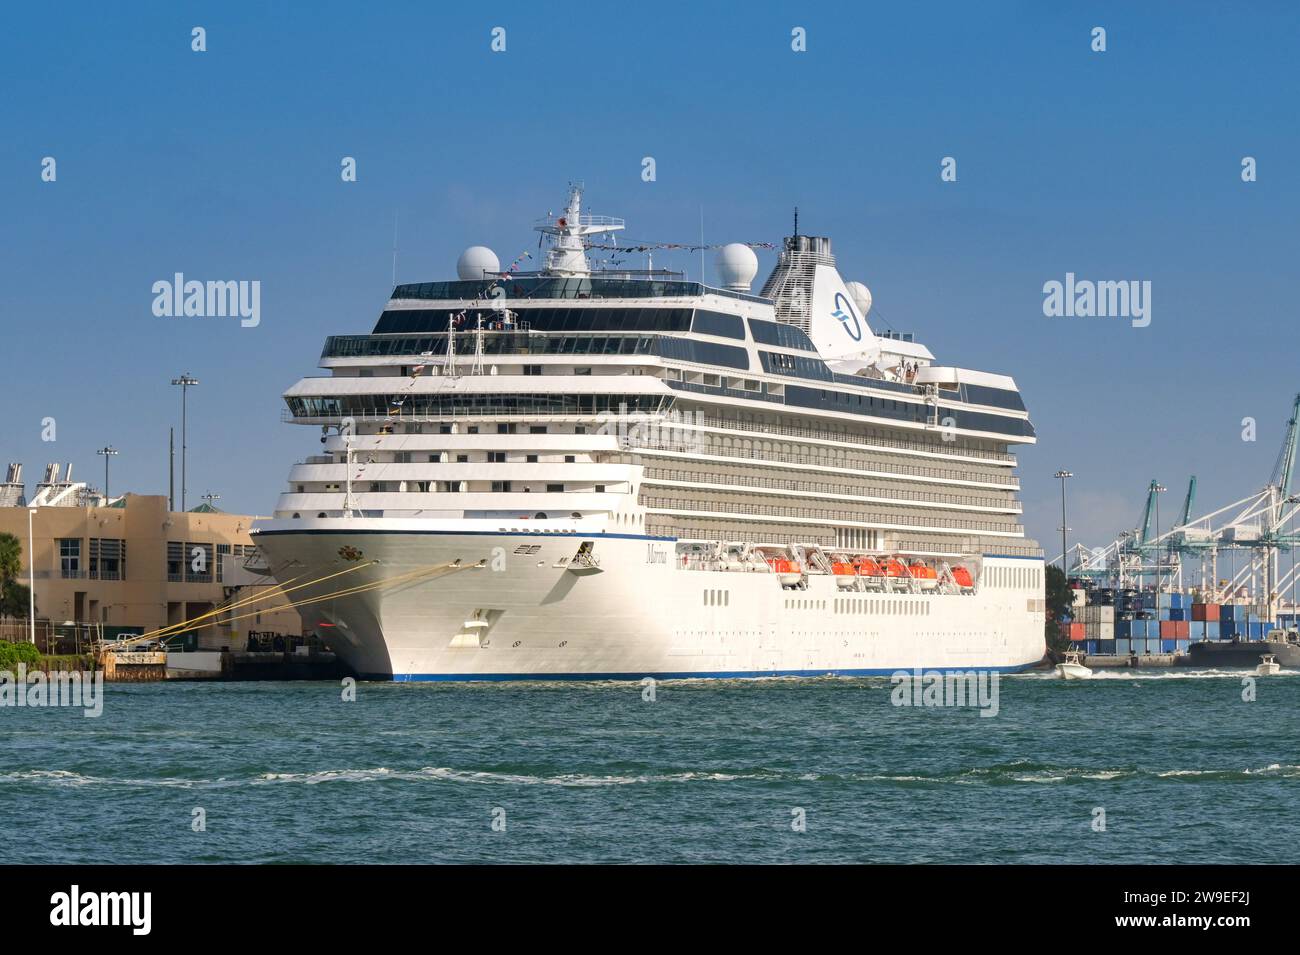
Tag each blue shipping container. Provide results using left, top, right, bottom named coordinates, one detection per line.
left=1169, top=608, right=1185, bottom=621
left=1115, top=639, right=1132, bottom=655
left=1160, top=639, right=1177, bottom=653
left=1097, top=639, right=1117, bottom=655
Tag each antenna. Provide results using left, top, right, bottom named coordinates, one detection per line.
left=391, top=210, right=399, bottom=288
left=699, top=206, right=705, bottom=286
left=793, top=206, right=799, bottom=237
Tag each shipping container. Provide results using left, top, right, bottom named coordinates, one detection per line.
left=1097, top=639, right=1117, bottom=655
left=1159, top=620, right=1177, bottom=638
left=1115, top=638, right=1132, bottom=655
left=1160, top=638, right=1178, bottom=653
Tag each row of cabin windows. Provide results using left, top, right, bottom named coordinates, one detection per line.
left=308, top=482, right=607, bottom=494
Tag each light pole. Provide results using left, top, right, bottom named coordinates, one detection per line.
left=1150, top=481, right=1167, bottom=590
left=1055, top=470, right=1072, bottom=573
left=171, top=374, right=200, bottom=511
left=96, top=445, right=118, bottom=501
left=27, top=507, right=37, bottom=645
left=1287, top=494, right=1300, bottom=620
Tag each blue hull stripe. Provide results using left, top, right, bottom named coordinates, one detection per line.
left=371, top=663, right=1042, bottom=682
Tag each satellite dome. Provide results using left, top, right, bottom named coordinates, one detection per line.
left=845, top=280, right=872, bottom=317
left=715, top=243, right=759, bottom=292
left=457, top=246, right=500, bottom=280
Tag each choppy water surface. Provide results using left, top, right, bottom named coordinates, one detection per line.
left=2, top=669, right=1297, bottom=863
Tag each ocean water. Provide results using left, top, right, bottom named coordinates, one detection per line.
left=2, top=669, right=1297, bottom=864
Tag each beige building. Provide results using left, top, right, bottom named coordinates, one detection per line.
left=0, top=494, right=301, bottom=650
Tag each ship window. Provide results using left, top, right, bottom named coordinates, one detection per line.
left=571, top=512, right=581, bottom=519
left=292, top=512, right=301, bottom=519
left=317, top=512, right=327, bottom=518
left=534, top=512, right=547, bottom=520
left=527, top=454, right=539, bottom=463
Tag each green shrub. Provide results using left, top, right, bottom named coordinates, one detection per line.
left=0, top=640, right=41, bottom=668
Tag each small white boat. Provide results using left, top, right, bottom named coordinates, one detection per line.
left=1256, top=654, right=1281, bottom=676
left=1056, top=650, right=1093, bottom=680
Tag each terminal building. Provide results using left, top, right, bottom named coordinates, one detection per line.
left=0, top=463, right=302, bottom=650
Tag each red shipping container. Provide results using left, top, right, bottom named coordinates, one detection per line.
left=1160, top=620, right=1177, bottom=638
left=1192, top=603, right=1221, bottom=621
left=1069, top=623, right=1086, bottom=640
left=1175, top=620, right=1189, bottom=638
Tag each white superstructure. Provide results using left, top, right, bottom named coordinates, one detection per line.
left=252, top=185, right=1046, bottom=680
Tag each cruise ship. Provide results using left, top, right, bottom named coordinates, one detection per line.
left=251, top=185, right=1046, bottom=680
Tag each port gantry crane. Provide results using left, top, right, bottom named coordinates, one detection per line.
left=1069, top=394, right=1300, bottom=618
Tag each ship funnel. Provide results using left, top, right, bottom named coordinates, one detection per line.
left=759, top=232, right=879, bottom=361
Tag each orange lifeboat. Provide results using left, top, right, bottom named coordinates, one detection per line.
left=831, top=562, right=857, bottom=576
left=884, top=558, right=908, bottom=578
left=909, top=561, right=937, bottom=580
left=952, top=566, right=975, bottom=589
left=766, top=558, right=804, bottom=587
left=854, top=557, right=883, bottom=577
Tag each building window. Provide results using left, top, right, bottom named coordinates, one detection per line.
left=217, top=543, right=230, bottom=583
left=88, top=538, right=126, bottom=581
left=488, top=452, right=506, bottom=463
left=526, top=454, right=539, bottom=463
left=547, top=484, right=564, bottom=493
left=491, top=481, right=513, bottom=493
left=167, top=541, right=184, bottom=582
left=456, top=454, right=469, bottom=463
left=530, top=426, right=547, bottom=434
left=564, top=455, right=576, bottom=463
left=523, top=365, right=542, bottom=376
left=58, top=538, right=81, bottom=578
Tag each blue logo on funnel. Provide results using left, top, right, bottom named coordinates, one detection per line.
left=832, top=292, right=862, bottom=341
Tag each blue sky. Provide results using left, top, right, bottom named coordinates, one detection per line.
left=3, top=1, right=1299, bottom=554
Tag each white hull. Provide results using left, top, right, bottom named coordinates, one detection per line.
left=254, top=521, right=1046, bottom=680
left=1055, top=662, right=1092, bottom=680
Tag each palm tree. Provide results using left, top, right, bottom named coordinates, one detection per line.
left=0, top=533, right=21, bottom=586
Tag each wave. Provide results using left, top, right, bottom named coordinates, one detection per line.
left=8, top=760, right=1298, bottom=790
